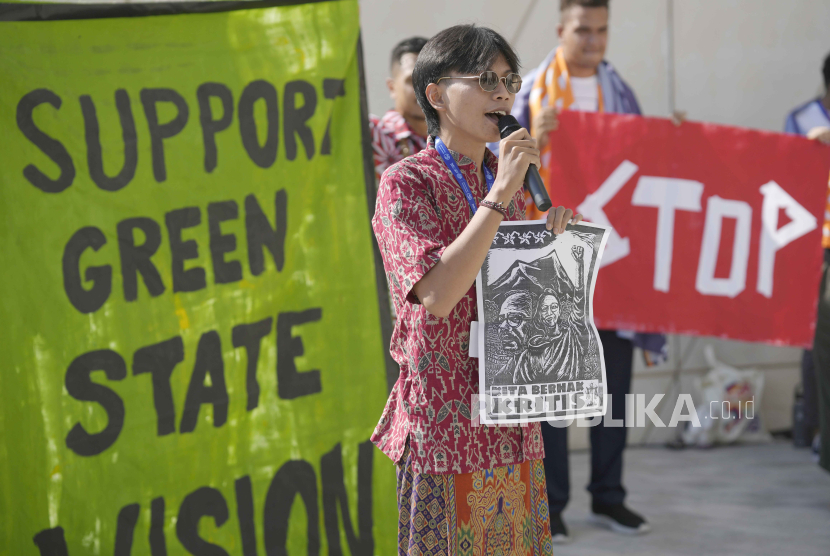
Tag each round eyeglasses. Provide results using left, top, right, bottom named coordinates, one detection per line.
left=498, top=313, right=527, bottom=327
left=435, top=71, right=522, bottom=94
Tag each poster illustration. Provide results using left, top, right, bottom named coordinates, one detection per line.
left=475, top=220, right=609, bottom=423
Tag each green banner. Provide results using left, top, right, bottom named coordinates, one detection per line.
left=0, top=1, right=396, bottom=554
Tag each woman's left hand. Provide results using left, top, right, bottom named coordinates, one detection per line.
left=546, top=206, right=583, bottom=234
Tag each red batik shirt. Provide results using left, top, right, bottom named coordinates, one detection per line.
left=369, top=110, right=428, bottom=181
left=371, top=137, right=545, bottom=475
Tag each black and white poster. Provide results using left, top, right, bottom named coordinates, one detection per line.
left=474, top=220, right=610, bottom=424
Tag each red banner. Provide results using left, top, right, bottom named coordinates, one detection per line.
left=547, top=111, right=830, bottom=347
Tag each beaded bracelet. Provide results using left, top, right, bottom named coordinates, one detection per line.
left=479, top=199, right=508, bottom=218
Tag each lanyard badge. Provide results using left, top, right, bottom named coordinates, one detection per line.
left=434, top=137, right=494, bottom=215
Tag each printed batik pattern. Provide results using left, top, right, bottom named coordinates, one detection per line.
left=397, top=445, right=554, bottom=556
left=369, top=109, right=428, bottom=180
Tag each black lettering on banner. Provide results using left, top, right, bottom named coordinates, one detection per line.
left=180, top=331, right=228, bottom=433
left=80, top=89, right=138, bottom=192
left=283, top=80, right=316, bottom=161
left=263, top=460, right=320, bottom=556
left=16, top=89, right=75, bottom=193
left=133, top=336, right=184, bottom=437
left=197, top=82, right=234, bottom=173
left=320, top=79, right=345, bottom=155
left=238, top=80, right=279, bottom=169
left=245, top=190, right=287, bottom=276
left=149, top=497, right=168, bottom=556
left=65, top=349, right=126, bottom=457
left=232, top=317, right=273, bottom=411
left=117, top=217, right=166, bottom=302
left=166, top=207, right=207, bottom=293
left=176, top=487, right=231, bottom=556
left=321, top=442, right=374, bottom=556
left=140, top=88, right=189, bottom=182
left=62, top=226, right=112, bottom=314
left=114, top=503, right=141, bottom=556
left=208, top=200, right=243, bottom=284
left=32, top=527, right=69, bottom=556
left=276, top=308, right=322, bottom=400
left=234, top=476, right=258, bottom=556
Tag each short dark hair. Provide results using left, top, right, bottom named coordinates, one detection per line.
left=823, top=51, right=830, bottom=89
left=560, top=0, right=609, bottom=11
left=412, top=25, right=520, bottom=137
left=390, top=36, right=428, bottom=72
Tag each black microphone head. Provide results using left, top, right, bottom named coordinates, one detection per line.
left=498, top=114, right=522, bottom=139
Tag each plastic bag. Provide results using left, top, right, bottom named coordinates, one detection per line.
left=682, top=345, right=771, bottom=447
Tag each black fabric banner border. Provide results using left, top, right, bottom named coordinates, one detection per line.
left=356, top=32, right=399, bottom=392
left=0, top=0, right=338, bottom=22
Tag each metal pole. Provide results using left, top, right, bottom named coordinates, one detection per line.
left=665, top=0, right=676, bottom=115
left=511, top=0, right=541, bottom=45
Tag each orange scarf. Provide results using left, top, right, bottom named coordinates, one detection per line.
left=527, top=47, right=604, bottom=220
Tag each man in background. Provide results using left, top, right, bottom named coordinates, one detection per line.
left=785, top=53, right=830, bottom=141
left=369, top=36, right=429, bottom=180
left=511, top=0, right=654, bottom=543
left=786, top=52, right=830, bottom=473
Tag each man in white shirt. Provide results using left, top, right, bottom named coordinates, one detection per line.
left=512, top=0, right=654, bottom=543
left=568, top=75, right=601, bottom=111
left=785, top=54, right=830, bottom=141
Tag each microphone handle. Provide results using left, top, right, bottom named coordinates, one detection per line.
left=525, top=164, right=552, bottom=212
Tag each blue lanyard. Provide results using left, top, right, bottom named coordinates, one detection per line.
left=435, top=137, right=494, bottom=215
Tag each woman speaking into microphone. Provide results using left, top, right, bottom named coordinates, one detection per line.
left=369, top=24, right=581, bottom=554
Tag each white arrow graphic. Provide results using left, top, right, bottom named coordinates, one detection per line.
left=577, top=160, right=638, bottom=267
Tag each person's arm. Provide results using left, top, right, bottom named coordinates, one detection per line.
left=413, top=130, right=580, bottom=318
left=412, top=192, right=512, bottom=317
left=571, top=244, right=586, bottom=321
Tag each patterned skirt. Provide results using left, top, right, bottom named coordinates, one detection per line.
left=396, top=446, right=554, bottom=556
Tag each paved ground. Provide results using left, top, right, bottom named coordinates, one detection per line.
left=556, top=440, right=830, bottom=556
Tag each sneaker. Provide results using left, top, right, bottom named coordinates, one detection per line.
left=549, top=512, right=572, bottom=544
left=590, top=503, right=651, bottom=535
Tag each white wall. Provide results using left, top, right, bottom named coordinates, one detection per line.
left=358, top=0, right=531, bottom=118
left=359, top=0, right=830, bottom=447
left=359, top=0, right=830, bottom=129
left=673, top=0, right=830, bottom=132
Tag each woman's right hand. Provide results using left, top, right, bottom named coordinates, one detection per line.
left=492, top=127, right=540, bottom=204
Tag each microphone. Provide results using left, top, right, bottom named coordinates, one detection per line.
left=497, top=115, right=552, bottom=212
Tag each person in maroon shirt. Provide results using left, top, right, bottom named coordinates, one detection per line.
left=369, top=37, right=429, bottom=181
left=371, top=24, right=581, bottom=555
